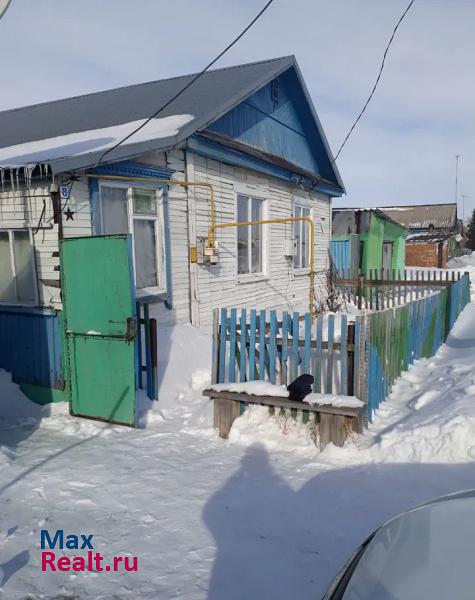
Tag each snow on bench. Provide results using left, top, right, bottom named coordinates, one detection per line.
left=203, top=382, right=364, bottom=449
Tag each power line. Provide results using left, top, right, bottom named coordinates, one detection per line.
left=332, top=0, right=416, bottom=163
left=96, top=0, right=276, bottom=166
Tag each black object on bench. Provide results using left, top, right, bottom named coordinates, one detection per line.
left=287, top=374, right=314, bottom=401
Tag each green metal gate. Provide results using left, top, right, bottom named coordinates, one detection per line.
left=60, top=235, right=137, bottom=426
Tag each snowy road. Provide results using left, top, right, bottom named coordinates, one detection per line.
left=2, top=265, right=475, bottom=598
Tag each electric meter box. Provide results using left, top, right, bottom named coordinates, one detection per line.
left=196, top=237, right=219, bottom=265
left=283, top=238, right=298, bottom=257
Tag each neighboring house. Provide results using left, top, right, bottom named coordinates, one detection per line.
left=381, top=203, right=462, bottom=268
left=0, top=56, right=344, bottom=405
left=331, top=208, right=407, bottom=277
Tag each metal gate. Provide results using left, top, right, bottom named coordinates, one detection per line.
left=60, top=235, right=137, bottom=426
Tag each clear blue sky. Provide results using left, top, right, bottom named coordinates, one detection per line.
left=1, top=0, right=474, bottom=217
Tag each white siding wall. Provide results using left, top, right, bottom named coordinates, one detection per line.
left=0, top=151, right=332, bottom=328
left=187, top=153, right=331, bottom=328
left=0, top=184, right=61, bottom=307
left=139, top=150, right=191, bottom=325
left=63, top=179, right=92, bottom=239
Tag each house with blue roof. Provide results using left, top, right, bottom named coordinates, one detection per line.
left=0, top=56, right=345, bottom=411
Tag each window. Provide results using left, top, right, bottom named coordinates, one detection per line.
left=0, top=229, right=36, bottom=304
left=237, top=194, right=264, bottom=275
left=293, top=205, right=311, bottom=269
left=99, top=185, right=164, bottom=292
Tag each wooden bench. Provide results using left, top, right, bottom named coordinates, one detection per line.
left=203, top=389, right=364, bottom=450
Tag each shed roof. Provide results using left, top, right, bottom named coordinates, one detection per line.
left=0, top=56, right=343, bottom=190
left=380, top=204, right=457, bottom=230
left=406, top=231, right=453, bottom=243
left=332, top=207, right=407, bottom=231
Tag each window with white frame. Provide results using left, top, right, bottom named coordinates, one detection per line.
left=237, top=194, right=264, bottom=275
left=0, top=229, right=37, bottom=304
left=99, top=185, right=164, bottom=291
left=293, top=204, right=311, bottom=269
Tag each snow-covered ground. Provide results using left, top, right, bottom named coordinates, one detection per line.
left=1, top=255, right=475, bottom=599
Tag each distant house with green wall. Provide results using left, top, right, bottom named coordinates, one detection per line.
left=331, top=208, right=407, bottom=277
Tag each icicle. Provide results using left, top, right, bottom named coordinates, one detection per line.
left=10, top=169, right=14, bottom=193
left=15, top=168, right=19, bottom=191
left=39, top=163, right=43, bottom=179
left=0, top=168, right=4, bottom=192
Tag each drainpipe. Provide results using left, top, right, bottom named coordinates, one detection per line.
left=50, top=183, right=63, bottom=240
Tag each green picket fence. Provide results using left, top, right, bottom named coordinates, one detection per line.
left=365, top=272, right=471, bottom=421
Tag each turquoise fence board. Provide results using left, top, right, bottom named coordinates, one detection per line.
left=269, top=311, right=277, bottom=384
left=249, top=309, right=257, bottom=380
left=259, top=310, right=266, bottom=380
left=303, top=312, right=311, bottom=373
left=314, top=315, right=323, bottom=393
left=325, top=315, right=335, bottom=393
left=228, top=308, right=237, bottom=383
left=239, top=309, right=247, bottom=382
left=218, top=308, right=227, bottom=383
left=281, top=311, right=289, bottom=385
left=291, top=312, right=299, bottom=381
left=340, top=314, right=348, bottom=395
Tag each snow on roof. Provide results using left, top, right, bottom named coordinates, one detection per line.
left=0, top=56, right=344, bottom=191
left=0, top=114, right=194, bottom=169
left=0, top=57, right=296, bottom=174
left=406, top=231, right=453, bottom=243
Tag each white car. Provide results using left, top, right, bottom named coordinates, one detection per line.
left=322, top=490, right=475, bottom=599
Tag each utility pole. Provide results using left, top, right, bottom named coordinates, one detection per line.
left=462, top=194, right=469, bottom=223
left=455, top=154, right=460, bottom=207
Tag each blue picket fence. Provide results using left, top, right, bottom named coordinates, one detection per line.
left=211, top=273, right=471, bottom=426
left=212, top=308, right=358, bottom=397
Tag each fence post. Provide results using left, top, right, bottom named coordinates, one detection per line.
left=150, top=318, right=158, bottom=400
left=211, top=308, right=220, bottom=384
left=444, top=282, right=453, bottom=340
left=143, top=303, right=153, bottom=400
left=357, top=273, right=364, bottom=310
left=355, top=315, right=369, bottom=429
left=136, top=301, right=143, bottom=389
left=347, top=322, right=355, bottom=396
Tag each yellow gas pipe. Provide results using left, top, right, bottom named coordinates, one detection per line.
left=208, top=216, right=316, bottom=318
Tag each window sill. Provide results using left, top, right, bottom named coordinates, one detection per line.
left=293, top=268, right=311, bottom=278
left=136, top=287, right=168, bottom=303
left=237, top=274, right=269, bottom=285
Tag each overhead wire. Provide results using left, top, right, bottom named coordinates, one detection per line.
left=96, top=0, right=276, bottom=167
left=332, top=0, right=416, bottom=164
